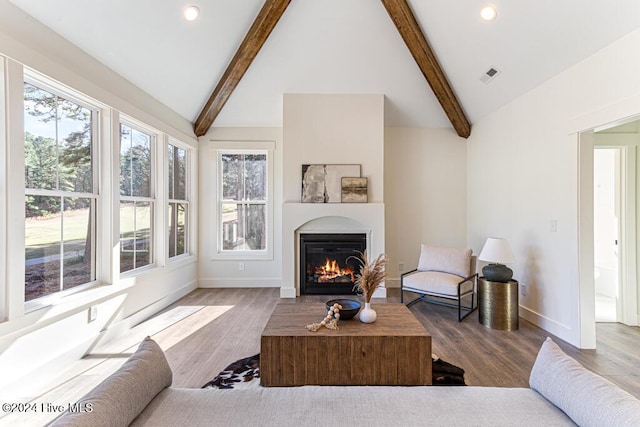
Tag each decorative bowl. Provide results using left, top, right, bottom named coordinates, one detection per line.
left=325, top=299, right=361, bottom=321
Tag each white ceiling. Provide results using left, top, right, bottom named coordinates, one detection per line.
left=8, top=0, right=640, bottom=131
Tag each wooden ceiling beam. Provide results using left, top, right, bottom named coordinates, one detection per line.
left=381, top=0, right=471, bottom=138
left=194, top=0, right=291, bottom=137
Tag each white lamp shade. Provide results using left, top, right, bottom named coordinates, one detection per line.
left=478, top=238, right=515, bottom=265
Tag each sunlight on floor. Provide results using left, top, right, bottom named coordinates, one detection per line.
left=152, top=305, right=234, bottom=351
left=89, top=304, right=234, bottom=355
left=0, top=303, right=235, bottom=426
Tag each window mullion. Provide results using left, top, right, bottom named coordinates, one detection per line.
left=55, top=96, right=60, bottom=191
left=132, top=201, right=137, bottom=269
left=59, top=196, right=64, bottom=292
left=25, top=188, right=97, bottom=199
left=129, top=148, right=133, bottom=198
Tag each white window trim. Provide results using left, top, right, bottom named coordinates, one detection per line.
left=118, top=117, right=159, bottom=275
left=167, top=138, right=191, bottom=260
left=0, top=55, right=9, bottom=321
left=1, top=59, right=198, bottom=325
left=22, top=70, right=105, bottom=310
left=212, top=141, right=274, bottom=261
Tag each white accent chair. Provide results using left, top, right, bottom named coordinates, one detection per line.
left=401, top=245, right=478, bottom=321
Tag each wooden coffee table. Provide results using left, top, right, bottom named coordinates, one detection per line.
left=260, top=303, right=431, bottom=386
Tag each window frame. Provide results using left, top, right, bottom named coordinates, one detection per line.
left=167, top=138, right=190, bottom=260
left=215, top=145, right=273, bottom=260
left=2, top=60, right=198, bottom=323
left=118, top=117, right=157, bottom=275
left=23, top=74, right=101, bottom=307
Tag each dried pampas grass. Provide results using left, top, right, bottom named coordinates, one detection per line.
left=351, top=251, right=388, bottom=303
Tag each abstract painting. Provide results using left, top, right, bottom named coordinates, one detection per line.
left=341, top=177, right=368, bottom=203
left=302, top=164, right=360, bottom=203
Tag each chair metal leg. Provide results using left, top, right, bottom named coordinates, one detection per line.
left=401, top=270, right=478, bottom=321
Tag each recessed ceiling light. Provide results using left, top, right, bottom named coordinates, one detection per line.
left=184, top=5, right=200, bottom=21
left=480, top=6, right=497, bottom=21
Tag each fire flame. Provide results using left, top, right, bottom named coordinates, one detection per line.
left=314, top=258, right=355, bottom=282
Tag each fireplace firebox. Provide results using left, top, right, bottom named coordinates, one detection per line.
left=300, top=233, right=366, bottom=295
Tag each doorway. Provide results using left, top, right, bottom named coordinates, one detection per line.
left=578, top=120, right=640, bottom=348
left=593, top=148, right=620, bottom=322
left=591, top=122, right=640, bottom=329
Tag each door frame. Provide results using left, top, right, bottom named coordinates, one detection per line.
left=593, top=142, right=638, bottom=324
left=579, top=129, right=639, bottom=348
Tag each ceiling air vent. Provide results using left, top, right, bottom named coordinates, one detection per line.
left=480, top=67, right=500, bottom=84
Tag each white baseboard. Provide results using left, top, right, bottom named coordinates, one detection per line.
left=198, top=278, right=282, bottom=288
left=280, top=287, right=296, bottom=298
left=372, top=287, right=388, bottom=298
left=519, top=305, right=574, bottom=344
left=385, top=278, right=400, bottom=288
left=199, top=279, right=391, bottom=298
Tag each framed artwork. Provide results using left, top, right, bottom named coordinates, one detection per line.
left=341, top=177, right=368, bottom=203
left=301, top=164, right=360, bottom=203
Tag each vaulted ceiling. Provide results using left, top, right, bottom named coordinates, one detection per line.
left=8, top=0, right=640, bottom=137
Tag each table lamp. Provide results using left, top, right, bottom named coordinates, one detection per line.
left=478, top=237, right=515, bottom=282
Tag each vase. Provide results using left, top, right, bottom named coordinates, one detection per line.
left=482, top=263, right=513, bottom=282
left=359, top=302, right=377, bottom=323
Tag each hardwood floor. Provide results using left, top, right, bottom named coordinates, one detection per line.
left=4, top=287, right=639, bottom=426
left=161, top=288, right=640, bottom=397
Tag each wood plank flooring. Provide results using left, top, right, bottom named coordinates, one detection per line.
left=159, top=288, right=640, bottom=397
left=3, top=287, right=639, bottom=426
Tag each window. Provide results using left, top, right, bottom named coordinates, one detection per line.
left=168, top=142, right=188, bottom=258
left=119, top=122, right=154, bottom=273
left=24, top=82, right=97, bottom=301
left=219, top=151, right=267, bottom=253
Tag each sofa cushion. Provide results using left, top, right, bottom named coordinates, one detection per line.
left=402, top=270, right=474, bottom=297
left=48, top=337, right=172, bottom=427
left=529, top=337, right=640, bottom=427
left=131, top=386, right=574, bottom=426
left=417, top=245, right=472, bottom=278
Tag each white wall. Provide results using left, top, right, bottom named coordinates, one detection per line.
left=384, top=127, right=467, bottom=286
left=283, top=94, right=384, bottom=203
left=198, top=127, right=284, bottom=288
left=0, top=0, right=199, bottom=396
left=467, top=28, right=640, bottom=347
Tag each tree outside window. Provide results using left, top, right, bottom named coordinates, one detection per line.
left=119, top=123, right=154, bottom=272
left=220, top=152, right=267, bottom=252
left=168, top=143, right=188, bottom=258
left=24, top=82, right=96, bottom=301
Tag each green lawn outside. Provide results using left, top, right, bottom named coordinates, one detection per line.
left=25, top=206, right=148, bottom=260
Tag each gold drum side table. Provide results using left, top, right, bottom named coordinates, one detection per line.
left=478, top=277, right=519, bottom=330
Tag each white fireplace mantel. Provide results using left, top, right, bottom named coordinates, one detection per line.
left=281, top=202, right=386, bottom=298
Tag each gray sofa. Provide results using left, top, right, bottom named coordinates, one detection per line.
left=49, top=337, right=640, bottom=427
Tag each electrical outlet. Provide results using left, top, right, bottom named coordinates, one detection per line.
left=398, top=262, right=405, bottom=272
left=520, top=283, right=527, bottom=296
left=88, top=306, right=98, bottom=323
left=239, top=263, right=245, bottom=271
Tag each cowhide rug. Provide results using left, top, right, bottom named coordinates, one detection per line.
left=202, top=353, right=465, bottom=389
